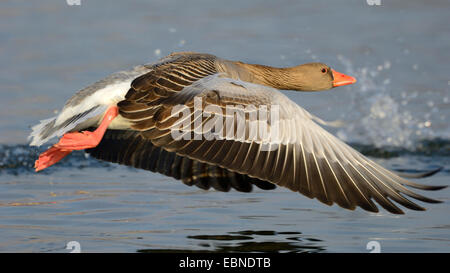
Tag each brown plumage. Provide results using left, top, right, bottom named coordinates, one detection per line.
left=31, top=52, right=446, bottom=214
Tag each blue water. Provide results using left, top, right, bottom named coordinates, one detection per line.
left=0, top=0, right=449, bottom=252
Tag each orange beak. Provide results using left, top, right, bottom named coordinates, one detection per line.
left=332, top=69, right=357, bottom=87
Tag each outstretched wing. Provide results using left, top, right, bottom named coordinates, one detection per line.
left=118, top=73, right=444, bottom=214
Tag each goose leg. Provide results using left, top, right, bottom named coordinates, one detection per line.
left=34, top=106, right=119, bottom=172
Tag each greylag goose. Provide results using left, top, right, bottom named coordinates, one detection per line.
left=29, top=52, right=445, bottom=214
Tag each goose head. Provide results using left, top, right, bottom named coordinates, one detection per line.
left=285, top=62, right=357, bottom=91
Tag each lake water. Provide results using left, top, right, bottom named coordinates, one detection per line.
left=0, top=0, right=449, bottom=253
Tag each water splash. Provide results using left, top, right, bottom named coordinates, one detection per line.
left=335, top=55, right=439, bottom=150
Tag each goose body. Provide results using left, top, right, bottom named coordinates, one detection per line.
left=29, top=52, right=445, bottom=214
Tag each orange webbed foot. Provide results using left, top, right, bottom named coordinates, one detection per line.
left=35, top=146, right=72, bottom=172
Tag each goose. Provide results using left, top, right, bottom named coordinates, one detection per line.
left=29, top=52, right=445, bottom=214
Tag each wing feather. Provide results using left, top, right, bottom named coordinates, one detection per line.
left=85, top=53, right=445, bottom=214
left=124, top=75, right=445, bottom=214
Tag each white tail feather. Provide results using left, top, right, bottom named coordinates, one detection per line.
left=28, top=105, right=108, bottom=147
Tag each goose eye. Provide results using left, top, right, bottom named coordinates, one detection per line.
left=321, top=68, right=327, bottom=73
